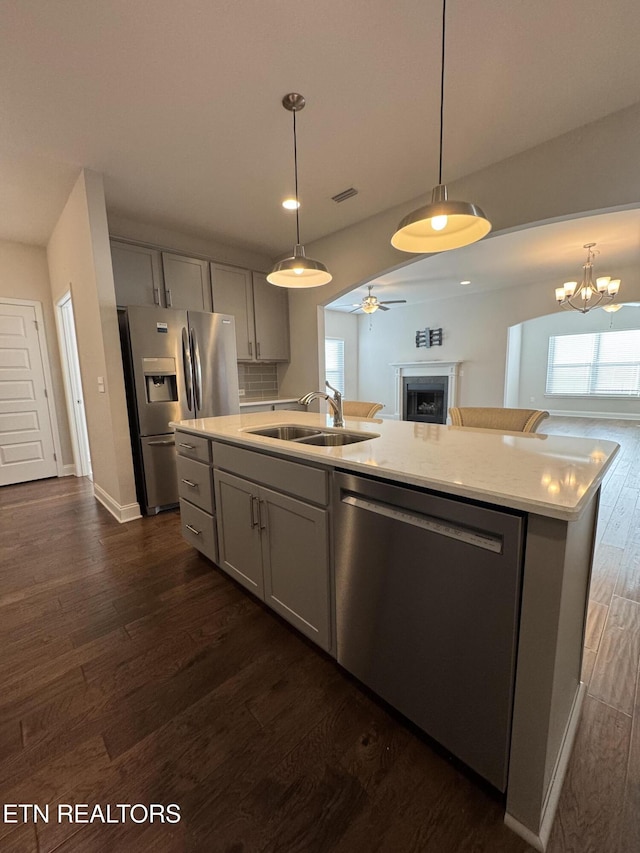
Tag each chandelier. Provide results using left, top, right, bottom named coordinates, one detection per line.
left=555, top=243, right=621, bottom=314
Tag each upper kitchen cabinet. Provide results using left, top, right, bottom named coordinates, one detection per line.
left=251, top=273, right=290, bottom=362
left=161, top=253, right=212, bottom=312
left=210, top=263, right=290, bottom=362
left=110, top=241, right=164, bottom=307
left=210, top=263, right=254, bottom=360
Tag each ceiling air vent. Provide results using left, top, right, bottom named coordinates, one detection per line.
left=331, top=187, right=358, bottom=203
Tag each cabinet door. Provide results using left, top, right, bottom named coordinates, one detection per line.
left=214, top=470, right=264, bottom=597
left=210, top=263, right=254, bottom=360
left=260, top=486, right=330, bottom=650
left=252, top=272, right=290, bottom=361
left=161, top=253, right=212, bottom=312
left=110, top=241, right=164, bottom=307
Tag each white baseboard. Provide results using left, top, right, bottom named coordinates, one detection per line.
left=548, top=409, right=640, bottom=421
left=504, top=681, right=586, bottom=852
left=61, top=464, right=76, bottom=477
left=93, top=483, right=142, bottom=523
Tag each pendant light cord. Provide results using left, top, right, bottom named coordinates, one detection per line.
left=293, top=108, right=301, bottom=244
left=438, top=0, right=446, bottom=186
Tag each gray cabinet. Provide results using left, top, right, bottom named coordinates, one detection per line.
left=213, top=443, right=331, bottom=650
left=111, top=241, right=163, bottom=307
left=211, top=264, right=289, bottom=362
left=251, top=272, right=290, bottom=361
left=261, top=485, right=330, bottom=649
left=176, top=430, right=217, bottom=563
left=111, top=242, right=212, bottom=311
left=161, top=253, right=212, bottom=312
left=209, top=263, right=254, bottom=359
left=215, top=470, right=265, bottom=597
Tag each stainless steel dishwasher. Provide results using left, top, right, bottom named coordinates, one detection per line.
left=333, top=471, right=525, bottom=791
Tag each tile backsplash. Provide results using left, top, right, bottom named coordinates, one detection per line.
left=237, top=362, right=279, bottom=400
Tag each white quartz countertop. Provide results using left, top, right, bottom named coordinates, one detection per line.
left=171, top=411, right=620, bottom=520
left=239, top=397, right=300, bottom=407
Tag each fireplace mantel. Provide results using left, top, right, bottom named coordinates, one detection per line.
left=391, top=361, right=461, bottom=421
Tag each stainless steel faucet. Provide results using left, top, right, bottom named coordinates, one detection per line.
left=298, top=381, right=344, bottom=428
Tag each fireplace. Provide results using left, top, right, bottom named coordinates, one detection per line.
left=392, top=361, right=460, bottom=422
left=403, top=376, right=449, bottom=423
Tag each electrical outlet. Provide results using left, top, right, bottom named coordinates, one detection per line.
left=239, top=389, right=245, bottom=396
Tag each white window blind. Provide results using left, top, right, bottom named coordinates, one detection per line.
left=546, top=329, right=640, bottom=397
left=325, top=338, right=345, bottom=395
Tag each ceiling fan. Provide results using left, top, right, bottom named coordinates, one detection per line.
left=345, top=285, right=407, bottom=314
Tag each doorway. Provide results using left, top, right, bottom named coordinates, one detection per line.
left=56, top=292, right=92, bottom=479
left=0, top=299, right=60, bottom=486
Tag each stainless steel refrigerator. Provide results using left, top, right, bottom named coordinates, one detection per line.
left=119, top=305, right=239, bottom=514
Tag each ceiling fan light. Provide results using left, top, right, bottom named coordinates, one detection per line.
left=267, top=244, right=332, bottom=288
left=602, top=303, right=622, bottom=313
left=391, top=185, right=491, bottom=253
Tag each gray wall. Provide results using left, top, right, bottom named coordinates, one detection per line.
left=517, top=304, right=640, bottom=416
left=356, top=264, right=640, bottom=417
left=278, top=100, right=640, bottom=401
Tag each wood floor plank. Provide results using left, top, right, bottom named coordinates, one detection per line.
left=601, top=487, right=640, bottom=548
left=589, top=596, right=640, bottom=715
left=590, top=543, right=624, bottom=605
left=547, top=697, right=630, bottom=853
left=618, top=670, right=640, bottom=853
left=614, top=542, right=640, bottom=603
left=0, top=823, right=38, bottom=853
left=581, top=648, right=597, bottom=685
left=585, top=600, right=608, bottom=651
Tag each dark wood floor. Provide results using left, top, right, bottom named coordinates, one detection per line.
left=0, top=416, right=638, bottom=853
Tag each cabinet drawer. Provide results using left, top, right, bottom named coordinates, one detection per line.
left=180, top=499, right=218, bottom=563
left=175, top=431, right=211, bottom=463
left=177, top=455, right=213, bottom=514
left=214, top=442, right=328, bottom=506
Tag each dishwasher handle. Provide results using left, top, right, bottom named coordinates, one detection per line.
left=341, top=494, right=503, bottom=554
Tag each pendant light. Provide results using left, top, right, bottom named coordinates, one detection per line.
left=267, top=93, right=332, bottom=288
left=391, top=0, right=491, bottom=253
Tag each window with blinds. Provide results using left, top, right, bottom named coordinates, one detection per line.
left=325, top=338, right=345, bottom=395
left=546, top=329, right=640, bottom=396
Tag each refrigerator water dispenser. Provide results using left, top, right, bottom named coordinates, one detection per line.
left=142, top=357, right=178, bottom=403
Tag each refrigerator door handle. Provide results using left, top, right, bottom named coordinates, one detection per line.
left=191, top=327, right=202, bottom=412
left=182, top=327, right=194, bottom=413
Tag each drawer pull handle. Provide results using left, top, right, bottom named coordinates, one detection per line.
left=179, top=443, right=196, bottom=449
left=181, top=478, right=197, bottom=488
left=185, top=523, right=201, bottom=536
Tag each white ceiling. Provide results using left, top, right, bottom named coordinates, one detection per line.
left=2, top=1, right=640, bottom=253
left=327, top=209, right=640, bottom=310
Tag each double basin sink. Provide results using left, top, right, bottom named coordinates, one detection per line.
left=245, top=424, right=379, bottom=447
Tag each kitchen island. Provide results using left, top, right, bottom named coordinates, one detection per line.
left=172, top=411, right=618, bottom=851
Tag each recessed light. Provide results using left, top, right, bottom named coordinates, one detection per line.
left=282, top=198, right=300, bottom=210
left=460, top=280, right=471, bottom=285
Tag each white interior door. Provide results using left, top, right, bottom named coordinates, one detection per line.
left=58, top=294, right=92, bottom=478
left=0, top=302, right=58, bottom=486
